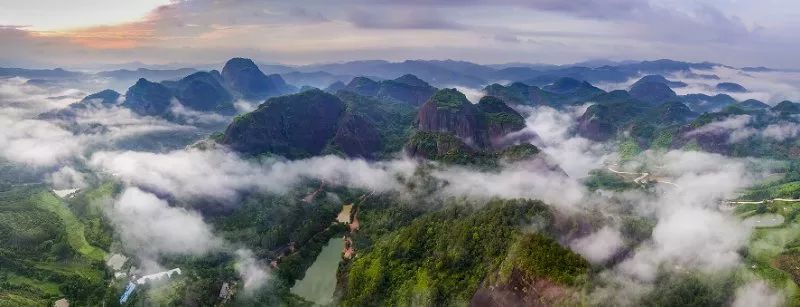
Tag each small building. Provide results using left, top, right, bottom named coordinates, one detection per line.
left=54, top=298, right=69, bottom=307
left=106, top=254, right=128, bottom=271
left=219, top=282, right=231, bottom=299
left=337, top=204, right=353, bottom=224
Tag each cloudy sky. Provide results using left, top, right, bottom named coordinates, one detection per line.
left=1, top=0, right=799, bottom=68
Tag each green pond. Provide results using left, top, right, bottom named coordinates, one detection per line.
left=290, top=237, right=344, bottom=305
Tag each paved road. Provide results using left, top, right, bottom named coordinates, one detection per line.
left=606, top=166, right=680, bottom=188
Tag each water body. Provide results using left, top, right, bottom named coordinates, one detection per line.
left=743, top=214, right=785, bottom=228
left=290, top=237, right=344, bottom=305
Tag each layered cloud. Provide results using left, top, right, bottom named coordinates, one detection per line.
left=2, top=0, right=799, bottom=67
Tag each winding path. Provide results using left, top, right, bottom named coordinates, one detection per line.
left=606, top=165, right=680, bottom=188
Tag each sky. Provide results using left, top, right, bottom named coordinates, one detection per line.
left=1, top=0, right=800, bottom=68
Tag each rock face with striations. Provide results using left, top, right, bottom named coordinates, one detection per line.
left=122, top=78, right=174, bottom=116
left=408, top=89, right=527, bottom=161
left=221, top=89, right=346, bottom=157
left=169, top=71, right=236, bottom=114
left=221, top=57, right=291, bottom=100
left=417, top=88, right=487, bottom=147
left=476, top=96, right=527, bottom=148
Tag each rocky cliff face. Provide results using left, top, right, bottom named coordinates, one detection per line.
left=407, top=89, right=528, bottom=162
left=122, top=78, right=174, bottom=116
left=417, top=88, right=487, bottom=148
left=221, top=57, right=292, bottom=100
left=476, top=96, right=527, bottom=148
left=221, top=89, right=346, bottom=157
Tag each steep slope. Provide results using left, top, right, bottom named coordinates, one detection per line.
left=634, top=75, right=687, bottom=88
left=484, top=78, right=605, bottom=107
left=221, top=57, right=293, bottom=100
left=716, top=82, right=747, bottom=93
left=331, top=91, right=418, bottom=158
left=542, top=77, right=604, bottom=97
left=406, top=89, right=529, bottom=164
left=220, top=89, right=417, bottom=159
left=773, top=101, right=800, bottom=115
left=476, top=96, right=527, bottom=148
left=416, top=88, right=487, bottom=147
left=167, top=71, right=236, bottom=114
left=38, top=89, right=122, bottom=119
left=221, top=89, right=346, bottom=157
left=576, top=101, right=648, bottom=141
left=484, top=82, right=548, bottom=106
left=341, top=75, right=436, bottom=106
left=735, top=99, right=771, bottom=111
left=80, top=89, right=122, bottom=105
left=122, top=78, right=174, bottom=116
left=628, top=77, right=678, bottom=105
left=682, top=93, right=736, bottom=113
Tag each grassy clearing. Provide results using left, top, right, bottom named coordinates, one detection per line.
left=33, top=190, right=106, bottom=261
left=745, top=223, right=800, bottom=304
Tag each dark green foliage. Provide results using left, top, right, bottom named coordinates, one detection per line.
left=122, top=78, right=173, bottom=116
left=81, top=89, right=121, bottom=105
left=628, top=79, right=677, bottom=105
left=477, top=96, right=525, bottom=127
left=497, top=232, right=589, bottom=285
left=773, top=100, right=800, bottom=115
left=576, top=101, right=647, bottom=141
left=221, top=57, right=291, bottom=100
left=222, top=89, right=346, bottom=158
left=735, top=99, right=770, bottom=111
left=431, top=88, right=471, bottom=110
left=682, top=93, right=736, bottom=113
left=0, top=187, right=65, bottom=258
left=716, top=82, right=747, bottom=93
left=644, top=100, right=696, bottom=125
left=170, top=71, right=236, bottom=114
left=641, top=273, right=735, bottom=307
left=484, top=79, right=604, bottom=107
left=0, top=186, right=108, bottom=306
left=340, top=199, right=584, bottom=306
left=499, top=144, right=541, bottom=162
left=584, top=169, right=637, bottom=191
left=335, top=91, right=417, bottom=157
left=339, top=75, right=436, bottom=106
left=406, top=131, right=495, bottom=166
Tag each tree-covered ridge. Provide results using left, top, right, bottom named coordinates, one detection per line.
left=0, top=186, right=111, bottom=306
left=222, top=89, right=346, bottom=158
left=483, top=78, right=604, bottom=108
left=340, top=199, right=587, bottom=306
left=221, top=88, right=418, bottom=159
left=431, top=88, right=472, bottom=110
